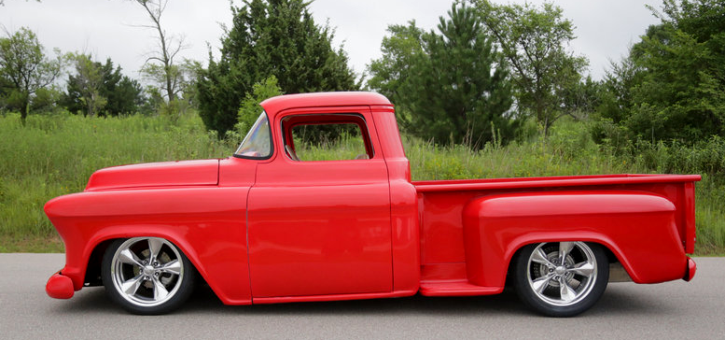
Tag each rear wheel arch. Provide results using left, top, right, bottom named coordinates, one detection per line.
left=506, top=240, right=623, bottom=286
left=510, top=241, right=611, bottom=317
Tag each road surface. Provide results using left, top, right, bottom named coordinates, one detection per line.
left=1, top=254, right=723, bottom=339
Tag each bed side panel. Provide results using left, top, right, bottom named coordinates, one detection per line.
left=462, top=191, right=686, bottom=289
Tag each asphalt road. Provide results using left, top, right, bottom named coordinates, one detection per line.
left=1, top=254, right=723, bottom=340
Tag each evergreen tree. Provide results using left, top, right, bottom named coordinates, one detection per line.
left=63, top=57, right=144, bottom=116
left=196, top=0, right=358, bottom=136
left=626, top=0, right=725, bottom=141
left=594, top=0, right=725, bottom=143
left=369, top=3, right=515, bottom=148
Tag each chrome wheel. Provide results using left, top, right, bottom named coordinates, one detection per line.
left=527, top=242, right=597, bottom=306
left=513, top=242, right=608, bottom=317
left=103, top=237, right=195, bottom=314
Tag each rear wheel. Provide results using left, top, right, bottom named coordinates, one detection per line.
left=102, top=237, right=196, bottom=315
left=513, top=242, right=609, bottom=317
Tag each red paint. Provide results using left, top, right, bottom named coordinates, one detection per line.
left=46, top=272, right=74, bottom=299
left=686, top=257, right=697, bottom=281
left=45, top=92, right=700, bottom=307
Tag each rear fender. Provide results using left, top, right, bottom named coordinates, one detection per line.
left=462, top=191, right=687, bottom=289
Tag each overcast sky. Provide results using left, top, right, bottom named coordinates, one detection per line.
left=0, top=0, right=662, bottom=84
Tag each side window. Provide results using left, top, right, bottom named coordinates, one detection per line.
left=281, top=114, right=374, bottom=162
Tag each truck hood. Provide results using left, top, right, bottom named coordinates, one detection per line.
left=85, top=159, right=219, bottom=191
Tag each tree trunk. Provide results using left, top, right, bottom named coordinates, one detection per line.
left=20, top=93, right=29, bottom=125
left=166, top=65, right=175, bottom=102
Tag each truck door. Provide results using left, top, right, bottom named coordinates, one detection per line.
left=247, top=108, right=392, bottom=298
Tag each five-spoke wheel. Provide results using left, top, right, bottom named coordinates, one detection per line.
left=513, top=242, right=608, bottom=317
left=102, top=237, right=196, bottom=314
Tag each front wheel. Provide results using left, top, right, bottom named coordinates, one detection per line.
left=512, top=242, right=609, bottom=317
left=102, top=237, right=196, bottom=315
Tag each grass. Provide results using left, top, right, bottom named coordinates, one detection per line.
left=0, top=112, right=723, bottom=254
left=402, top=120, right=725, bottom=255
left=0, top=112, right=234, bottom=252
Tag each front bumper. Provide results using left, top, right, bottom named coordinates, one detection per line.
left=46, top=271, right=75, bottom=299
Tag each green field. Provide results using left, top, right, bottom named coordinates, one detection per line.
left=1, top=112, right=723, bottom=254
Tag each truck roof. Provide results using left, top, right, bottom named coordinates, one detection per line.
left=260, top=92, right=393, bottom=118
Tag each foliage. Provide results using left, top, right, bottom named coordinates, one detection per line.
left=65, top=53, right=107, bottom=116
left=63, top=56, right=145, bottom=116
left=29, top=85, right=63, bottom=114
left=196, top=0, right=358, bottom=136
left=368, top=3, right=515, bottom=149
left=472, top=0, right=589, bottom=137
left=237, top=76, right=282, bottom=135
left=367, top=21, right=425, bottom=121
left=597, top=0, right=725, bottom=143
left=0, top=27, right=62, bottom=121
left=0, top=111, right=234, bottom=252
left=139, top=58, right=200, bottom=113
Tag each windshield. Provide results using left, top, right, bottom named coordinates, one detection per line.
left=235, top=112, right=272, bottom=159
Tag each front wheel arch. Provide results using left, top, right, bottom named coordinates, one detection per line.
left=101, top=237, right=197, bottom=315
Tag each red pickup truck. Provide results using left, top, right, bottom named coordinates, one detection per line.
left=45, top=92, right=700, bottom=316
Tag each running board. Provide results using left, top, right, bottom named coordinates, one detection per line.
left=419, top=281, right=503, bottom=296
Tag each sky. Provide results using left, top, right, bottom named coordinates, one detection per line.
left=0, top=0, right=663, bottom=84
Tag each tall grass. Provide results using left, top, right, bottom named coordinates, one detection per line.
left=1, top=113, right=722, bottom=254
left=0, top=112, right=234, bottom=252
left=403, top=119, right=725, bottom=254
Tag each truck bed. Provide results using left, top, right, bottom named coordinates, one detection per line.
left=412, top=173, right=700, bottom=295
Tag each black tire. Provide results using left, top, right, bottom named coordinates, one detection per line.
left=512, top=242, right=609, bottom=317
left=101, top=237, right=196, bottom=315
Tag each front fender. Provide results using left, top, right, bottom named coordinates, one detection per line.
left=45, top=186, right=252, bottom=305
left=462, top=191, right=687, bottom=289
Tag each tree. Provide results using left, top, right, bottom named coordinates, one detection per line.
left=66, top=54, right=106, bottom=116
left=63, top=56, right=144, bottom=116
left=368, top=3, right=514, bottom=148
left=237, top=76, right=282, bottom=134
left=559, top=76, right=601, bottom=121
left=132, top=0, right=185, bottom=103
left=472, top=0, right=588, bottom=137
left=29, top=85, right=63, bottom=113
left=139, top=58, right=199, bottom=114
left=103, top=64, right=145, bottom=116
left=596, top=52, right=642, bottom=126
left=0, top=27, right=62, bottom=121
left=367, top=21, right=425, bottom=123
left=196, top=0, right=358, bottom=136
left=371, top=4, right=515, bottom=148
left=623, top=0, right=725, bottom=141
